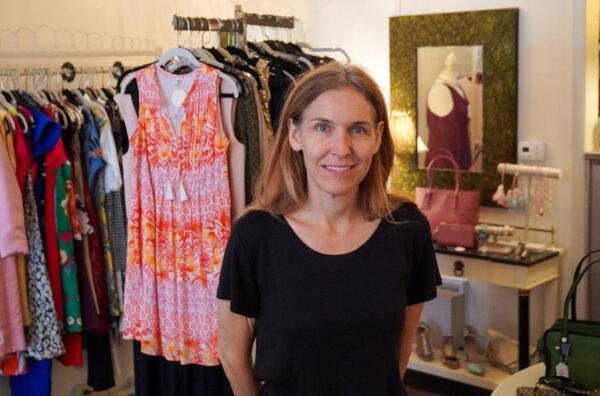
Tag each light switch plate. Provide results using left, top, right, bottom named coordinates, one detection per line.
left=518, top=140, right=546, bottom=161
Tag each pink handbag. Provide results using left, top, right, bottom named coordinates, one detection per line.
left=433, top=223, right=475, bottom=248
left=415, top=155, right=480, bottom=239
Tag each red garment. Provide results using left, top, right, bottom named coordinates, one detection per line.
left=425, top=83, right=472, bottom=171
left=82, top=179, right=110, bottom=334
left=57, top=333, right=83, bottom=367
left=17, top=106, right=36, bottom=180
left=44, top=140, right=67, bottom=320
left=13, top=118, right=30, bottom=191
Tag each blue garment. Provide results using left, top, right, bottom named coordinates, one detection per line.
left=29, top=108, right=61, bottom=257
left=31, top=108, right=62, bottom=159
left=81, top=108, right=105, bottom=190
left=9, top=359, right=52, bottom=396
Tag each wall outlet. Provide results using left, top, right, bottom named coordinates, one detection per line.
left=518, top=140, right=546, bottom=161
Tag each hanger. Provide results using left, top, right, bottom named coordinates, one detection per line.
left=0, top=71, right=26, bottom=132
left=213, top=19, right=235, bottom=63
left=296, top=42, right=351, bottom=63
left=0, top=94, right=17, bottom=131
left=159, top=20, right=239, bottom=98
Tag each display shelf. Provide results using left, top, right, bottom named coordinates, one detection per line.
left=408, top=348, right=510, bottom=391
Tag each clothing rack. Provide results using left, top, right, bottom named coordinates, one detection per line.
left=0, top=26, right=161, bottom=59
left=171, top=15, right=244, bottom=33
left=235, top=5, right=295, bottom=48
left=172, top=6, right=304, bottom=51
left=497, top=163, right=563, bottom=241
left=0, top=64, right=128, bottom=89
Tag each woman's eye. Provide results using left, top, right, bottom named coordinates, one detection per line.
left=352, top=126, right=366, bottom=134
left=315, top=123, right=328, bottom=133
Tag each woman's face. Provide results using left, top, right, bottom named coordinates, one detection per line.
left=288, top=87, right=384, bottom=200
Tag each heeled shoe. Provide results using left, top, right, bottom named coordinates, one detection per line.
left=463, top=326, right=485, bottom=376
left=441, top=336, right=460, bottom=369
left=414, top=322, right=434, bottom=361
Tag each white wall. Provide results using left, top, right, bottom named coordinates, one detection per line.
left=305, top=0, right=589, bottom=346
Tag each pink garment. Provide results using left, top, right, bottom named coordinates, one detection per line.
left=123, top=65, right=231, bottom=365
left=114, top=93, right=137, bottom=217
left=0, top=133, right=27, bottom=357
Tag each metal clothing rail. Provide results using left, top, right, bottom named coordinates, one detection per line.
left=171, top=15, right=243, bottom=33
left=235, top=5, right=295, bottom=48
left=242, top=12, right=295, bottom=29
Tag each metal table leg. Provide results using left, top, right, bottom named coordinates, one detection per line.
left=518, top=289, right=530, bottom=369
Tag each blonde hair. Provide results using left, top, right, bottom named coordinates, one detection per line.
left=251, top=62, right=407, bottom=220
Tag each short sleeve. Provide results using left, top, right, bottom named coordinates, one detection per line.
left=404, top=207, right=443, bottom=306
left=217, top=227, right=259, bottom=318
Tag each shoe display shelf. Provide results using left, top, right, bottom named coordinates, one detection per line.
left=408, top=348, right=509, bottom=391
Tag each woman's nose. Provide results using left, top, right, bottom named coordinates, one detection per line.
left=330, top=130, right=352, bottom=157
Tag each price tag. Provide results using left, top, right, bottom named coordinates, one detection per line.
left=556, top=362, right=569, bottom=377
left=171, top=89, right=187, bottom=108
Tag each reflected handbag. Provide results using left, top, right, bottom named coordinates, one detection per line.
left=415, top=155, right=480, bottom=238
left=433, top=223, right=475, bottom=248
left=537, top=250, right=600, bottom=390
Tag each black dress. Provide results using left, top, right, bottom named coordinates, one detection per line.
left=217, top=203, right=442, bottom=396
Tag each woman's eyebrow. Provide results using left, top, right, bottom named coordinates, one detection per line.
left=309, top=118, right=333, bottom=123
left=349, top=120, right=370, bottom=126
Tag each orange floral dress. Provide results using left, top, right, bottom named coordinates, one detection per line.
left=123, top=64, right=231, bottom=365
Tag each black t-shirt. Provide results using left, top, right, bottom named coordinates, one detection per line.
left=217, top=203, right=442, bottom=396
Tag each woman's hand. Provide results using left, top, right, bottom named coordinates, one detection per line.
left=399, top=302, right=425, bottom=377
left=218, top=299, right=260, bottom=396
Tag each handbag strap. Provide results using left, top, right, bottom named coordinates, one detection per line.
left=425, top=155, right=463, bottom=209
left=562, top=257, right=600, bottom=339
left=570, top=249, right=600, bottom=319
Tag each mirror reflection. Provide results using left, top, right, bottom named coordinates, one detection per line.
left=417, top=45, right=483, bottom=172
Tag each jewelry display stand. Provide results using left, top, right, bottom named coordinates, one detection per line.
left=496, top=163, right=563, bottom=242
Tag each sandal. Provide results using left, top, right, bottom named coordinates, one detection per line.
left=414, top=322, right=434, bottom=361
left=463, top=325, right=485, bottom=375
left=441, top=336, right=460, bottom=369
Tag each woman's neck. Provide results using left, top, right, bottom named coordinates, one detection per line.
left=437, top=69, right=459, bottom=85
left=301, top=189, right=362, bottom=227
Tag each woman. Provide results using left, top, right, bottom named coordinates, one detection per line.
left=217, top=62, right=441, bottom=396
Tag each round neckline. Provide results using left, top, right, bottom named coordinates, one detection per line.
left=279, top=215, right=385, bottom=259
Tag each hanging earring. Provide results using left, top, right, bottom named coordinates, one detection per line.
left=492, top=167, right=509, bottom=208
left=542, top=175, right=553, bottom=215
left=534, top=170, right=545, bottom=217
left=506, top=172, right=526, bottom=211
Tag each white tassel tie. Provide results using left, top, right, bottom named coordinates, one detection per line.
left=177, top=181, right=188, bottom=202
left=165, top=181, right=174, bottom=201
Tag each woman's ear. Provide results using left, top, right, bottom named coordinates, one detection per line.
left=288, top=118, right=302, bottom=152
left=373, top=121, right=384, bottom=154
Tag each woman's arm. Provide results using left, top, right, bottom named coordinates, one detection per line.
left=399, top=302, right=425, bottom=377
left=218, top=299, right=260, bottom=396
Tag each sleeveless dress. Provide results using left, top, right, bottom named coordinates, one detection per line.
left=425, top=83, right=472, bottom=170
left=123, top=64, right=231, bottom=365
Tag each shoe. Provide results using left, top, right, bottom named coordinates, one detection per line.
left=441, top=336, right=460, bottom=369
left=414, top=322, right=434, bottom=361
left=462, top=326, right=485, bottom=375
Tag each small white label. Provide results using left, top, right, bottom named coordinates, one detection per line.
left=171, top=89, right=187, bottom=108
left=556, top=362, right=569, bottom=377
